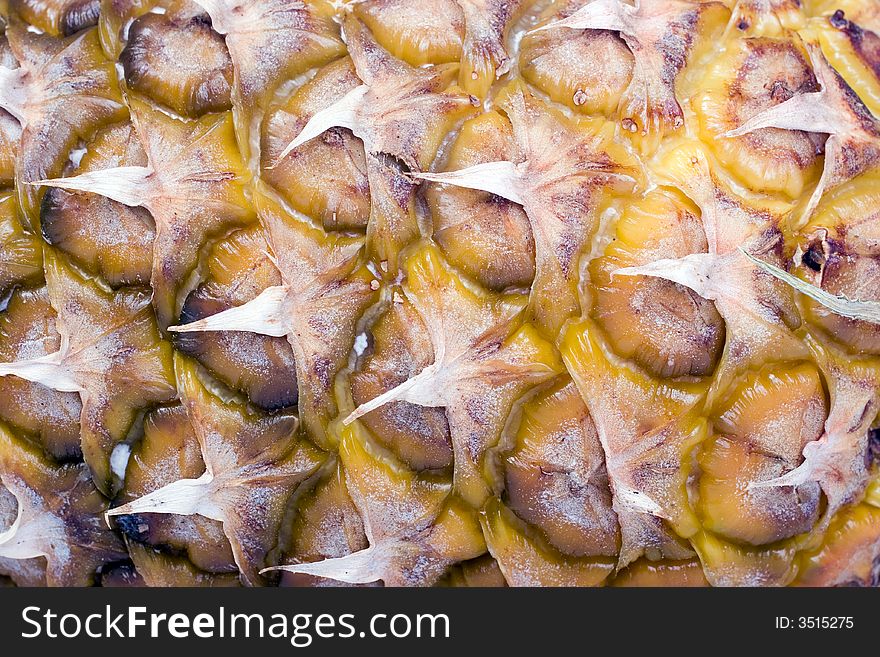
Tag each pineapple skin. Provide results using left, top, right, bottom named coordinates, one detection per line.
left=0, top=0, right=878, bottom=588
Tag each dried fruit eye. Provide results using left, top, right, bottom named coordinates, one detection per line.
left=520, top=20, right=632, bottom=117
left=39, top=122, right=154, bottom=287
left=120, top=9, right=233, bottom=117
left=425, top=110, right=535, bottom=291
left=591, top=189, right=725, bottom=379
left=503, top=380, right=619, bottom=559
left=10, top=0, right=100, bottom=37
left=173, top=227, right=299, bottom=411
left=695, top=37, right=825, bottom=198
left=350, top=295, right=453, bottom=471
left=261, top=58, right=370, bottom=232
left=802, top=241, right=826, bottom=272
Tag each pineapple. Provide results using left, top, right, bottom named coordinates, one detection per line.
left=0, top=0, right=879, bottom=589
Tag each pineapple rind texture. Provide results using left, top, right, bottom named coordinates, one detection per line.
left=0, top=0, right=878, bottom=587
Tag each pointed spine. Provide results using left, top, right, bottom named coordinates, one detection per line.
left=272, top=85, right=369, bottom=166
left=106, top=472, right=221, bottom=521
left=29, top=166, right=155, bottom=208
left=414, top=160, right=524, bottom=204
left=747, top=461, right=812, bottom=491
left=723, top=91, right=837, bottom=138
left=0, top=352, right=80, bottom=392
left=614, top=252, right=715, bottom=298
left=343, top=362, right=444, bottom=425
left=169, top=285, right=290, bottom=336
left=262, top=543, right=400, bottom=584
left=741, top=249, right=880, bottom=323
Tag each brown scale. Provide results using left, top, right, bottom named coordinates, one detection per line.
left=0, top=252, right=177, bottom=494
left=794, top=170, right=880, bottom=354
left=115, top=404, right=238, bottom=575
left=32, top=99, right=257, bottom=328
left=168, top=190, right=378, bottom=449
left=350, top=295, right=453, bottom=472
left=174, top=226, right=299, bottom=411
left=417, top=84, right=641, bottom=337
left=191, top=0, right=346, bottom=164
left=108, top=357, right=326, bottom=586
left=721, top=40, right=880, bottom=223
left=280, top=464, right=369, bottom=588
left=613, top=143, right=808, bottom=399
left=98, top=561, right=146, bottom=587
left=0, top=285, right=82, bottom=461
left=344, top=245, right=562, bottom=507
left=533, top=0, right=730, bottom=139
left=272, top=15, right=476, bottom=174
left=425, top=110, right=535, bottom=292
left=759, top=341, right=880, bottom=524
left=269, top=423, right=486, bottom=586
left=120, top=3, right=233, bottom=117
left=267, top=16, right=478, bottom=272
left=802, top=240, right=880, bottom=353
left=697, top=363, right=827, bottom=547
left=590, top=189, right=725, bottom=379
left=353, top=0, right=465, bottom=67
left=40, top=122, right=155, bottom=287
left=503, top=379, right=620, bottom=559
left=520, top=0, right=633, bottom=117
left=261, top=57, right=370, bottom=231
left=695, top=36, right=826, bottom=199
left=10, top=0, right=100, bottom=36
left=0, top=22, right=127, bottom=228
left=0, top=424, right=127, bottom=586
left=561, top=320, right=706, bottom=570
left=0, top=192, right=42, bottom=294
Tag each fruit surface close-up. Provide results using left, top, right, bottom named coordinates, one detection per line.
left=0, top=0, right=879, bottom=588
